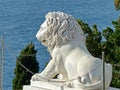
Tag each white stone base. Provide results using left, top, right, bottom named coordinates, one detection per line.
left=23, top=80, right=120, bottom=90
left=23, top=85, right=120, bottom=90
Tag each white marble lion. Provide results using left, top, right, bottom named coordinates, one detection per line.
left=31, top=11, right=112, bottom=89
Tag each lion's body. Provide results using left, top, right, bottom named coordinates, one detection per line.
left=32, top=11, right=112, bottom=89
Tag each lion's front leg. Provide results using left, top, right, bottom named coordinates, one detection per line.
left=31, top=59, right=58, bottom=81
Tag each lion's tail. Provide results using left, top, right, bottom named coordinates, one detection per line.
left=78, top=77, right=103, bottom=89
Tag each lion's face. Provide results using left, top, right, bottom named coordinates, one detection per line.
left=36, top=20, right=48, bottom=46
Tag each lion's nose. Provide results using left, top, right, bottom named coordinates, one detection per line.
left=36, top=33, right=39, bottom=39
left=36, top=32, right=41, bottom=41
left=36, top=31, right=43, bottom=42
left=36, top=33, right=38, bottom=39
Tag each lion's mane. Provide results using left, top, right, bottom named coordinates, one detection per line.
left=44, top=11, right=85, bottom=50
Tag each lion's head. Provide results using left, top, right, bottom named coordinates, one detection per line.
left=36, top=11, right=85, bottom=51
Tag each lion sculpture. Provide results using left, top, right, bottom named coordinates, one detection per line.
left=31, top=11, right=112, bottom=89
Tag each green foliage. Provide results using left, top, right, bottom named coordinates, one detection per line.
left=114, top=0, right=120, bottom=10
left=12, top=42, right=39, bottom=90
left=77, top=20, right=102, bottom=58
left=77, top=18, right=120, bottom=88
left=102, top=18, right=120, bottom=88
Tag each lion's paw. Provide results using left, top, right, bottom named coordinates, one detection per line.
left=31, top=73, right=48, bottom=81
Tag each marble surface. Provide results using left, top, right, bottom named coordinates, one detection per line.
left=23, top=80, right=120, bottom=90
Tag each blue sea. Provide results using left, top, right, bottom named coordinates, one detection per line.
left=0, top=0, right=119, bottom=89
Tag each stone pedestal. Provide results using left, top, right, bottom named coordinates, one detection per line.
left=23, top=79, right=120, bottom=90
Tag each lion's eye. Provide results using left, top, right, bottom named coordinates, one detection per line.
left=41, top=26, right=47, bottom=31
